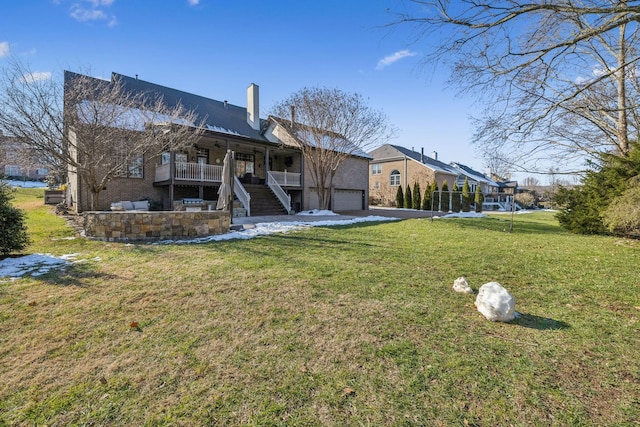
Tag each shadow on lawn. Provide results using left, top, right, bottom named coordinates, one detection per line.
left=513, top=312, right=570, bottom=330
left=39, top=262, right=118, bottom=287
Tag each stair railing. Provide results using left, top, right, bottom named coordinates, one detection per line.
left=267, top=171, right=292, bottom=214
left=233, top=175, right=251, bottom=216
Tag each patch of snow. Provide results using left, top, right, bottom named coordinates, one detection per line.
left=77, top=100, right=196, bottom=132
left=205, top=124, right=244, bottom=136
left=0, top=253, right=79, bottom=279
left=295, top=209, right=338, bottom=216
left=434, top=212, right=486, bottom=219
left=1, top=216, right=399, bottom=278
left=154, top=215, right=398, bottom=245
left=2, top=179, right=47, bottom=188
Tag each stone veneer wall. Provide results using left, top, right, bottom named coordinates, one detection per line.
left=83, top=211, right=230, bottom=241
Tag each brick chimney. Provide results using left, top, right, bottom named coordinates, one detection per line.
left=247, top=83, right=260, bottom=130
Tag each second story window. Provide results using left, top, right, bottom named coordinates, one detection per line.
left=390, top=170, right=400, bottom=186
left=113, top=139, right=143, bottom=179
left=371, top=164, right=382, bottom=175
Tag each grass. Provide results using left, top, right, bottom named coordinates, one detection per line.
left=1, top=188, right=639, bottom=426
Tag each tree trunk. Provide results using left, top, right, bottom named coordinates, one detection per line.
left=617, top=17, right=630, bottom=155
left=90, top=189, right=101, bottom=211
left=317, top=183, right=331, bottom=210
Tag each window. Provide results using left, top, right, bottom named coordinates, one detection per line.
left=4, top=165, right=21, bottom=176
left=161, top=152, right=171, bottom=165
left=371, top=164, right=382, bottom=175
left=373, top=181, right=380, bottom=190
left=235, top=152, right=255, bottom=177
left=113, top=140, right=143, bottom=179
left=36, top=168, right=48, bottom=176
left=390, top=170, right=400, bottom=186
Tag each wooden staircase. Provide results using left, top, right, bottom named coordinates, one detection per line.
left=243, top=184, right=288, bottom=216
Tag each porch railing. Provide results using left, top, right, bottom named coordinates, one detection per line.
left=268, top=170, right=301, bottom=187
left=267, top=172, right=292, bottom=214
left=233, top=176, right=251, bottom=217
left=154, top=162, right=223, bottom=183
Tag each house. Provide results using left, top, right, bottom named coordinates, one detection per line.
left=450, top=162, right=522, bottom=211
left=368, top=144, right=459, bottom=206
left=264, top=116, right=371, bottom=212
left=449, top=162, right=499, bottom=195
left=65, top=72, right=369, bottom=214
left=0, top=132, right=49, bottom=181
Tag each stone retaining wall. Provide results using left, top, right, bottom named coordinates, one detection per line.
left=83, top=211, right=230, bottom=242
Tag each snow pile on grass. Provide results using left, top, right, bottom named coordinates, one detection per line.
left=0, top=253, right=79, bottom=279
left=155, top=215, right=399, bottom=245
left=295, top=209, right=338, bottom=216
left=1, top=179, right=47, bottom=188
left=475, top=281, right=517, bottom=322
left=435, top=212, right=486, bottom=219
left=452, top=276, right=474, bottom=294
left=1, top=215, right=399, bottom=278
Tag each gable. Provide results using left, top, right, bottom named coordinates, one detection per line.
left=267, top=116, right=373, bottom=160
left=450, top=162, right=499, bottom=188
left=369, top=144, right=458, bottom=176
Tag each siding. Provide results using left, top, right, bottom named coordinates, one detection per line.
left=369, top=157, right=457, bottom=207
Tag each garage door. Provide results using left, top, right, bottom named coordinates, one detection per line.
left=333, top=189, right=364, bottom=211
left=308, top=189, right=320, bottom=210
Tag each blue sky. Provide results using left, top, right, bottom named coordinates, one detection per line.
left=1, top=0, right=485, bottom=173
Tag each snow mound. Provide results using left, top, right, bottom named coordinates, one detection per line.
left=474, top=281, right=516, bottom=322
left=452, top=276, right=474, bottom=294
left=295, top=209, right=338, bottom=216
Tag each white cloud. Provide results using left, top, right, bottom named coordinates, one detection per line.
left=84, top=0, right=114, bottom=6
left=376, top=49, right=417, bottom=70
left=0, top=41, right=9, bottom=57
left=71, top=5, right=107, bottom=21
left=575, top=65, right=616, bottom=85
left=21, top=71, right=52, bottom=83
left=187, top=0, right=200, bottom=5
left=69, top=1, right=117, bottom=26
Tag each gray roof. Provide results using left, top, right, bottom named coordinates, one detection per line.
left=450, top=162, right=498, bottom=187
left=114, top=73, right=271, bottom=141
left=369, top=144, right=459, bottom=175
left=269, top=116, right=372, bottom=159
left=64, top=71, right=270, bottom=142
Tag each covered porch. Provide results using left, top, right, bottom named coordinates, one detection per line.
left=153, top=135, right=303, bottom=215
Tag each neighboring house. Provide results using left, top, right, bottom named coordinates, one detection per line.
left=368, top=144, right=459, bottom=206
left=449, top=162, right=499, bottom=195
left=65, top=72, right=369, bottom=213
left=0, top=133, right=49, bottom=181
left=450, top=162, right=523, bottom=210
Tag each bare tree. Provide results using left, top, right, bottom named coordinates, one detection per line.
left=0, top=58, right=203, bottom=209
left=521, top=176, right=541, bottom=188
left=270, top=87, right=394, bottom=210
left=394, top=0, right=640, bottom=174
left=0, top=133, right=48, bottom=179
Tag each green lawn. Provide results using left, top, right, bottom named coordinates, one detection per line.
left=1, top=188, right=639, bottom=426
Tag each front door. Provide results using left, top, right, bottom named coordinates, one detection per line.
left=197, top=156, right=207, bottom=181
left=235, top=153, right=255, bottom=180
